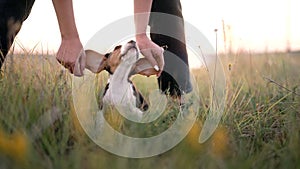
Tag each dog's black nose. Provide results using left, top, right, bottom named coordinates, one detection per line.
left=128, top=40, right=136, bottom=45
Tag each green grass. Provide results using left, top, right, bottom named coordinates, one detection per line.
left=0, top=51, right=299, bottom=169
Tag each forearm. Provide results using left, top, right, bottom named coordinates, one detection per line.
left=134, top=0, right=153, bottom=38
left=52, top=0, right=79, bottom=40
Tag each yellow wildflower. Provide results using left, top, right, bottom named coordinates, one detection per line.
left=0, top=129, right=29, bottom=163
left=210, top=126, right=229, bottom=157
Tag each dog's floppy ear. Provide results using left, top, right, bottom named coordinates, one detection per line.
left=132, top=58, right=158, bottom=77
left=85, top=50, right=107, bottom=73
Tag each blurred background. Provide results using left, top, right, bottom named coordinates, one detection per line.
left=14, top=0, right=300, bottom=54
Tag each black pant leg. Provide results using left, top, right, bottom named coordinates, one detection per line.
left=149, top=0, right=192, bottom=96
left=0, top=0, right=35, bottom=67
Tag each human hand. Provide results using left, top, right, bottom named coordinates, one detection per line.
left=136, top=34, right=164, bottom=77
left=56, top=38, right=86, bottom=76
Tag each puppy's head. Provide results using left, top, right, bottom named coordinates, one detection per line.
left=85, top=40, right=157, bottom=76
left=120, top=40, right=138, bottom=61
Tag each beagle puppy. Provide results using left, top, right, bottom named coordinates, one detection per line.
left=85, top=40, right=160, bottom=121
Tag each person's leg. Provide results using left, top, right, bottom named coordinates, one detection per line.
left=149, top=0, right=192, bottom=97
left=0, top=0, right=35, bottom=68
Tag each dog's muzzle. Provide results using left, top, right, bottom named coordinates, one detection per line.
left=120, top=40, right=138, bottom=59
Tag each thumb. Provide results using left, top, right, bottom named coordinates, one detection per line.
left=150, top=47, right=164, bottom=76
left=80, top=50, right=86, bottom=74
left=154, top=47, right=164, bottom=72
left=141, top=49, right=159, bottom=71
left=74, top=49, right=85, bottom=77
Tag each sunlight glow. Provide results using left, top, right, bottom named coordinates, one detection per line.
left=15, top=0, right=300, bottom=56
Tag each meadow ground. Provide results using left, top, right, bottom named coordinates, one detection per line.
left=0, top=50, right=299, bottom=169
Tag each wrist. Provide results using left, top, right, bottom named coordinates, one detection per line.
left=135, top=33, right=148, bottom=40
left=60, top=35, right=83, bottom=49
left=136, top=34, right=151, bottom=45
left=61, top=31, right=80, bottom=41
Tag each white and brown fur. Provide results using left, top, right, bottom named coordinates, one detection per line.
left=85, top=40, right=159, bottom=121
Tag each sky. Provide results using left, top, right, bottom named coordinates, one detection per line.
left=15, top=0, right=300, bottom=56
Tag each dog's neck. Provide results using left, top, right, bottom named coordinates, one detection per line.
left=109, top=60, right=134, bottom=84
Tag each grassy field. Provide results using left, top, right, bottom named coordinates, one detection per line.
left=0, top=51, right=299, bottom=169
